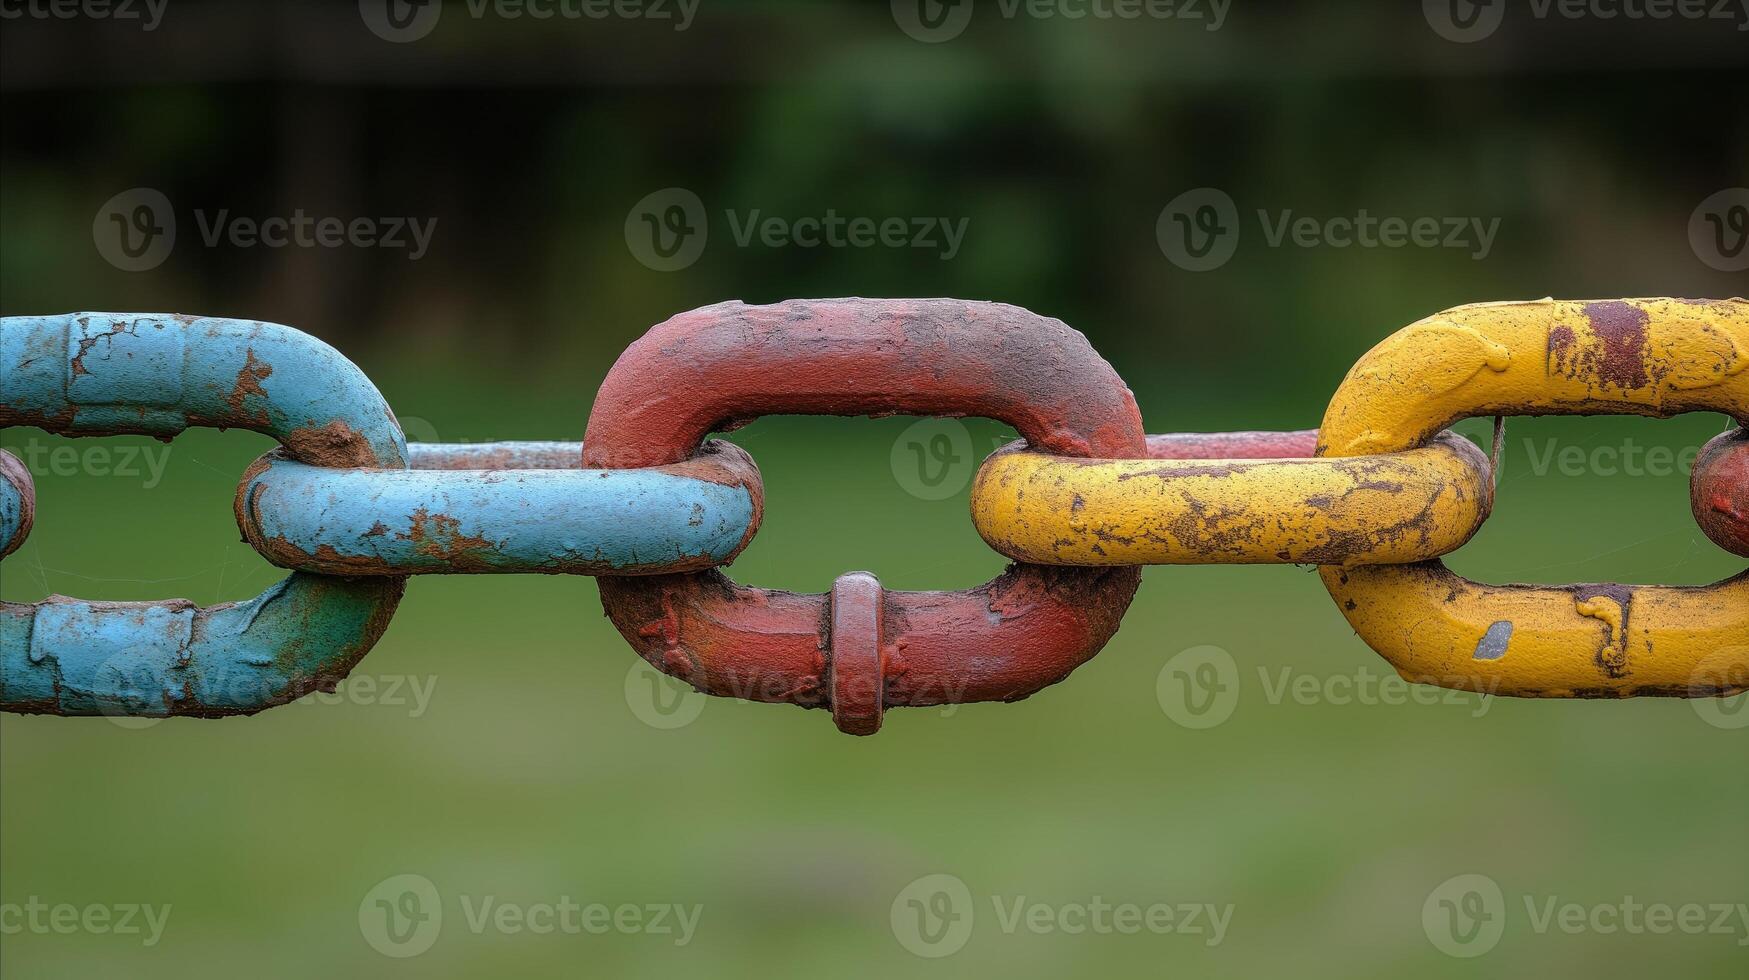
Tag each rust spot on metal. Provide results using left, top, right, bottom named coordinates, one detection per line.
left=0, top=405, right=77, bottom=430
left=396, top=508, right=498, bottom=570
left=67, top=317, right=133, bottom=379
left=1548, top=323, right=1575, bottom=369
left=281, top=419, right=381, bottom=468
left=227, top=349, right=273, bottom=416
left=1582, top=300, right=1651, bottom=389
left=257, top=534, right=394, bottom=575
left=584, top=299, right=1145, bottom=731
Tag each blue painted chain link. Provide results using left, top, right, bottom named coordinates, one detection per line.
left=0, top=313, right=763, bottom=716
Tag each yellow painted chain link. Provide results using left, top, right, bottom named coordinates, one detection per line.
left=968, top=296, right=1747, bottom=700
left=1318, top=297, right=1747, bottom=697
left=972, top=433, right=1491, bottom=566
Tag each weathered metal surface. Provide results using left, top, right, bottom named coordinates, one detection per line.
left=407, top=441, right=585, bottom=471
left=0, top=449, right=32, bottom=561
left=1316, top=298, right=1748, bottom=456
left=1323, top=567, right=1749, bottom=697
left=828, top=571, right=885, bottom=736
left=0, top=576, right=402, bottom=716
left=0, top=313, right=407, bottom=716
left=7, top=296, right=1737, bottom=726
left=1318, top=298, right=1749, bottom=697
left=596, top=564, right=1137, bottom=717
left=585, top=298, right=1146, bottom=734
left=1145, top=429, right=1321, bottom=460
left=1692, top=428, right=1749, bottom=557
left=971, top=430, right=1492, bottom=566
left=1, top=313, right=404, bottom=466
left=238, top=441, right=763, bottom=575
left=584, top=298, right=1146, bottom=468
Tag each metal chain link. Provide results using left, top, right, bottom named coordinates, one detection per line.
left=2, top=298, right=1744, bottom=733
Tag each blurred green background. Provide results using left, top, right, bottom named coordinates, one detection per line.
left=2, top=1, right=1746, bottom=977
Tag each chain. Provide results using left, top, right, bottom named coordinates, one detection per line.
left=1, top=299, right=1744, bottom=733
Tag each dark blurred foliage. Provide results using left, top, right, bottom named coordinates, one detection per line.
left=3, top=0, right=1744, bottom=430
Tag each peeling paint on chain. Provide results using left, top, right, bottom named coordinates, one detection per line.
left=1, top=314, right=404, bottom=465
left=3, top=297, right=1741, bottom=728
left=237, top=440, right=763, bottom=575
left=1, top=576, right=402, bottom=717
left=0, top=450, right=32, bottom=561
left=585, top=298, right=1146, bottom=734
left=1318, top=298, right=1749, bottom=697
left=0, top=313, right=408, bottom=716
left=970, top=430, right=1493, bottom=566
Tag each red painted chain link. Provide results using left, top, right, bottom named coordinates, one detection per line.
left=1693, top=429, right=1749, bottom=557
left=583, top=298, right=1146, bottom=735
left=4, top=298, right=1740, bottom=730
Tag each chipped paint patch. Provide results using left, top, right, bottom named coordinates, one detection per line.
left=1472, top=621, right=1513, bottom=661
left=584, top=299, right=1145, bottom=732
left=971, top=431, right=1492, bottom=566
left=1, top=312, right=409, bottom=716
left=1319, top=297, right=1749, bottom=698
left=237, top=441, right=763, bottom=576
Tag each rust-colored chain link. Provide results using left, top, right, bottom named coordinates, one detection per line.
left=2, top=297, right=1743, bottom=732
left=582, top=298, right=1146, bottom=736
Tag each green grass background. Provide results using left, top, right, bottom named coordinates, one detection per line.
left=3, top=406, right=1744, bottom=977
